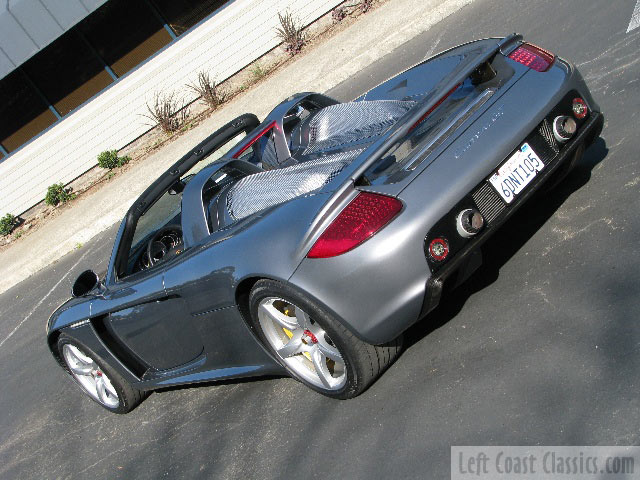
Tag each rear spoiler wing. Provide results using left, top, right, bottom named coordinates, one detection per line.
left=334, top=34, right=524, bottom=188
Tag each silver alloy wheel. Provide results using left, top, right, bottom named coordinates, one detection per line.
left=62, top=344, right=120, bottom=408
left=258, top=297, right=347, bottom=390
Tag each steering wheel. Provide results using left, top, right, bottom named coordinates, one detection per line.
left=146, top=226, right=183, bottom=267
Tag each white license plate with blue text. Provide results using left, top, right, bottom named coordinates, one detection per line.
left=489, top=143, right=544, bottom=203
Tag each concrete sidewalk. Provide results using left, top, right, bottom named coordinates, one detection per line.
left=0, top=0, right=473, bottom=295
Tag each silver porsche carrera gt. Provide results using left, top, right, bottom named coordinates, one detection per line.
left=47, top=35, right=603, bottom=412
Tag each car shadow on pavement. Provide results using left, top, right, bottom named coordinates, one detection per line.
left=404, top=137, right=609, bottom=349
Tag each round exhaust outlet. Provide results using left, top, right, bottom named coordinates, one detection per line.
left=456, top=209, right=484, bottom=238
left=553, top=116, right=577, bottom=143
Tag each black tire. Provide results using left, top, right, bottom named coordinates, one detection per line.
left=57, top=333, right=146, bottom=414
left=249, top=279, right=402, bottom=399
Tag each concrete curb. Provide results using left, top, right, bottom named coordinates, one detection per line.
left=0, top=0, right=473, bottom=295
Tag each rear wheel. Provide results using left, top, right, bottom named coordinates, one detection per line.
left=249, top=279, right=402, bottom=399
left=58, top=333, right=145, bottom=413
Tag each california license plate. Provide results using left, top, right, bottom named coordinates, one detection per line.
left=489, top=143, right=544, bottom=204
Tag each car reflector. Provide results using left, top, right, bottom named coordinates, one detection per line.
left=508, top=43, right=555, bottom=72
left=572, top=98, right=588, bottom=119
left=428, top=237, right=449, bottom=262
left=307, top=192, right=402, bottom=258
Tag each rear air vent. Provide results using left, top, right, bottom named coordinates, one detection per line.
left=538, top=118, right=560, bottom=154
left=472, top=183, right=506, bottom=224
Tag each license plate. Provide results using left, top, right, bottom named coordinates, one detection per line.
left=489, top=143, right=544, bottom=204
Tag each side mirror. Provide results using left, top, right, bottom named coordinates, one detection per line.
left=71, top=270, right=100, bottom=297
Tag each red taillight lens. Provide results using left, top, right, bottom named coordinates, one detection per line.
left=307, top=192, right=402, bottom=258
left=508, top=43, right=555, bottom=72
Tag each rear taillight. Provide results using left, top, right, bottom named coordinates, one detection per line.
left=508, top=43, right=555, bottom=72
left=307, top=192, right=402, bottom=258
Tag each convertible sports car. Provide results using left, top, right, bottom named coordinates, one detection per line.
left=47, top=34, right=603, bottom=413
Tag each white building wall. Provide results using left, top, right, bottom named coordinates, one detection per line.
left=0, top=0, right=343, bottom=216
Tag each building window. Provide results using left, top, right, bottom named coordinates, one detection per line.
left=22, top=30, right=114, bottom=117
left=0, top=70, right=58, bottom=153
left=79, top=0, right=173, bottom=78
left=0, top=0, right=231, bottom=156
left=151, top=0, right=229, bottom=35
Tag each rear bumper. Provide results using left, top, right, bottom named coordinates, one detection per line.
left=290, top=60, right=602, bottom=346
left=420, top=110, right=604, bottom=316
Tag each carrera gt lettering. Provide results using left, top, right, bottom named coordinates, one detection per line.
left=454, top=105, right=505, bottom=159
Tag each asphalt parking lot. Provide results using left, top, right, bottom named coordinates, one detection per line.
left=1, top=0, right=639, bottom=478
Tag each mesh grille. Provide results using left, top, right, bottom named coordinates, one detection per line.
left=304, top=100, right=416, bottom=154
left=472, top=182, right=506, bottom=224
left=226, top=149, right=364, bottom=220
left=538, top=118, right=559, bottom=154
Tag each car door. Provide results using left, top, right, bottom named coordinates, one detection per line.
left=91, top=271, right=204, bottom=372
left=93, top=114, right=262, bottom=373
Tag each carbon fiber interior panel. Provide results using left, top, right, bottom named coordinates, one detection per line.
left=304, top=100, right=416, bottom=154
left=226, top=149, right=364, bottom=220
left=260, top=136, right=279, bottom=170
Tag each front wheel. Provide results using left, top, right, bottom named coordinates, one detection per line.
left=58, top=333, right=146, bottom=413
left=249, top=279, right=402, bottom=399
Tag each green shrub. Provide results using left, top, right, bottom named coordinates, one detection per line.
left=250, top=63, right=268, bottom=81
left=0, top=213, right=17, bottom=236
left=45, top=183, right=75, bottom=206
left=97, top=150, right=130, bottom=169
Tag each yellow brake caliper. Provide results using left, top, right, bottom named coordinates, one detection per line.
left=283, top=306, right=312, bottom=362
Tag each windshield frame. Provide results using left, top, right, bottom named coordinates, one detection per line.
left=108, top=114, right=260, bottom=283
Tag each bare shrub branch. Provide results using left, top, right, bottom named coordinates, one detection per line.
left=187, top=71, right=227, bottom=109
left=332, top=1, right=375, bottom=23
left=360, top=0, right=374, bottom=13
left=144, top=91, right=189, bottom=134
left=332, top=7, right=347, bottom=23
left=275, top=11, right=306, bottom=56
